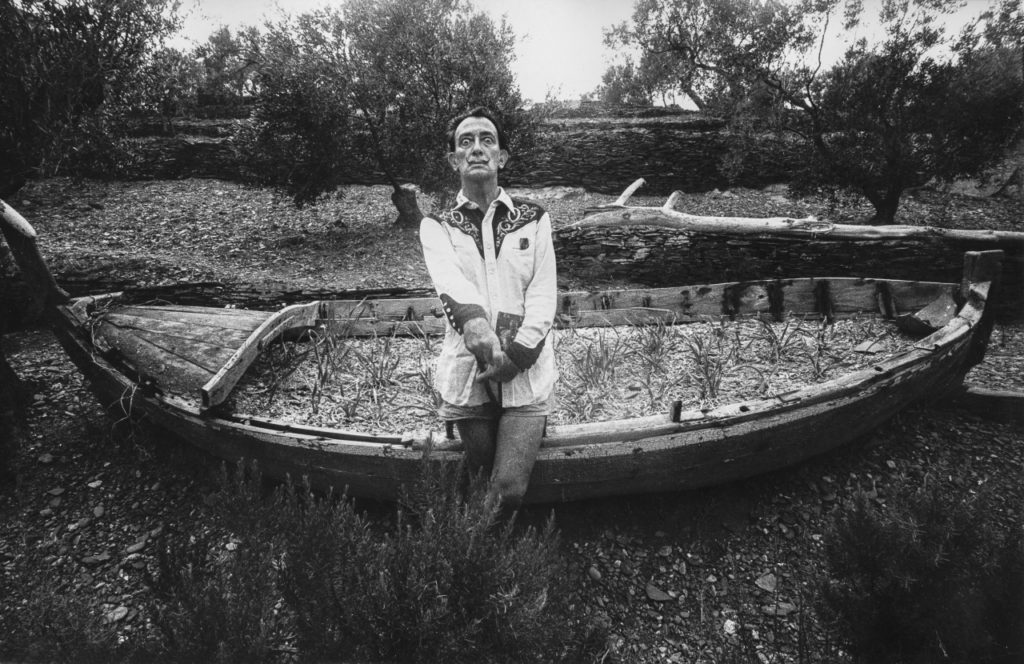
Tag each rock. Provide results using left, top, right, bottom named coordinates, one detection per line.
left=657, top=545, right=673, bottom=557
left=588, top=565, right=602, bottom=582
left=47, top=487, right=64, bottom=496
left=87, top=480, right=102, bottom=489
left=93, top=505, right=104, bottom=518
left=38, top=453, right=53, bottom=464
left=755, top=572, right=777, bottom=593
left=761, top=601, right=797, bottom=617
left=645, top=583, right=672, bottom=602
left=126, top=540, right=146, bottom=554
left=103, top=606, right=129, bottom=624
left=723, top=618, right=738, bottom=635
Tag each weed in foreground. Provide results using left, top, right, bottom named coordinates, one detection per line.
left=820, top=486, right=1024, bottom=664
left=0, top=567, right=130, bottom=663
left=142, top=462, right=593, bottom=663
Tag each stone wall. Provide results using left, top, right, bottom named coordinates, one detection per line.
left=118, top=115, right=803, bottom=194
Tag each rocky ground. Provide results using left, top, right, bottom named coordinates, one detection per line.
left=1, top=179, right=1023, bottom=662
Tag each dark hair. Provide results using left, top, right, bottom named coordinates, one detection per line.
left=446, top=106, right=507, bottom=152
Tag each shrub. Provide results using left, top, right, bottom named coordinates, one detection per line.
left=820, top=486, right=1024, bottom=664
left=0, top=552, right=133, bottom=662
left=145, top=461, right=587, bottom=663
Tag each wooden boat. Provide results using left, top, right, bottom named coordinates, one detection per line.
left=556, top=179, right=1024, bottom=320
left=0, top=198, right=1003, bottom=504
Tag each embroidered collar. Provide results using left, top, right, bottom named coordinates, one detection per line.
left=453, top=188, right=515, bottom=215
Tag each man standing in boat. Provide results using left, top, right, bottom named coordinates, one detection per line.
left=419, top=106, right=558, bottom=508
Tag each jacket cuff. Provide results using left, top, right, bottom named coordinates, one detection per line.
left=439, top=294, right=487, bottom=334
left=506, top=338, right=545, bottom=372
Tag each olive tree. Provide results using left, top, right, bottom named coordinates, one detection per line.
left=0, top=0, right=181, bottom=191
left=240, top=0, right=534, bottom=225
left=607, top=0, right=1024, bottom=223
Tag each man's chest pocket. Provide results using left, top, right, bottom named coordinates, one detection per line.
left=502, top=231, right=536, bottom=280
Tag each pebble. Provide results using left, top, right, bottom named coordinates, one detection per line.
left=104, top=606, right=129, bottom=624
left=645, top=583, right=672, bottom=602
left=126, top=540, right=147, bottom=554
left=761, top=601, right=797, bottom=617
left=38, top=453, right=54, bottom=464
left=47, top=487, right=65, bottom=496
left=587, top=565, right=602, bottom=582
left=755, top=572, right=778, bottom=592
left=93, top=505, right=104, bottom=518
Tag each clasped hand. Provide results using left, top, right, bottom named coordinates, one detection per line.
left=463, top=317, right=519, bottom=383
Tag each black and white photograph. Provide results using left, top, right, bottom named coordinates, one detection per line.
left=2, top=0, right=1023, bottom=661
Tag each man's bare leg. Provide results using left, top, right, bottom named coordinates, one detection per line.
left=490, top=415, right=546, bottom=508
left=455, top=418, right=499, bottom=478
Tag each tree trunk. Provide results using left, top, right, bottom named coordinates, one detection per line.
left=391, top=184, right=424, bottom=228
left=864, top=187, right=902, bottom=225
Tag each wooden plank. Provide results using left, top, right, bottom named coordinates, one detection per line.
left=117, top=305, right=271, bottom=330
left=945, top=385, right=1024, bottom=423
left=102, top=312, right=254, bottom=347
left=201, top=302, right=320, bottom=409
left=321, top=297, right=445, bottom=322
left=90, top=320, right=215, bottom=394
left=95, top=320, right=238, bottom=374
left=894, top=291, right=958, bottom=335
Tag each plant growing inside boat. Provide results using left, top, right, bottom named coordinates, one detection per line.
left=307, top=324, right=351, bottom=414
left=803, top=320, right=839, bottom=380
left=632, top=317, right=675, bottom=376
left=757, top=317, right=806, bottom=365
left=679, top=323, right=737, bottom=406
left=564, top=327, right=625, bottom=390
left=351, top=329, right=401, bottom=389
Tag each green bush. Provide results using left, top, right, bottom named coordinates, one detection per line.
left=820, top=487, right=1024, bottom=664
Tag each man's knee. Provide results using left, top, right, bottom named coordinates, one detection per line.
left=490, top=471, right=529, bottom=508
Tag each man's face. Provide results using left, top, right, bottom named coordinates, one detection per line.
left=447, top=116, right=508, bottom=184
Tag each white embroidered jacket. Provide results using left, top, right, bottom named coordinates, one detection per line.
left=419, top=188, right=558, bottom=407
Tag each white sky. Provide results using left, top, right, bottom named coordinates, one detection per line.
left=175, top=0, right=634, bottom=102
left=174, top=0, right=991, bottom=103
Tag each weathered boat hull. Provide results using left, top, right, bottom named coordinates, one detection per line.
left=50, top=256, right=997, bottom=504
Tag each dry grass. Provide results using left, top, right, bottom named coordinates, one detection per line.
left=228, top=316, right=914, bottom=433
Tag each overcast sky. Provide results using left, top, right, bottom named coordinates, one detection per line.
left=175, top=0, right=634, bottom=101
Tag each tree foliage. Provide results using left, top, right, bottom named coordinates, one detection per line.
left=193, top=26, right=260, bottom=108
left=606, top=0, right=1024, bottom=223
left=0, top=0, right=181, bottom=190
left=237, top=0, right=536, bottom=222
